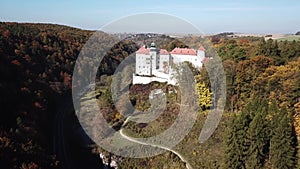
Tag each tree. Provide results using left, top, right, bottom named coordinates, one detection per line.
left=254, top=57, right=300, bottom=115
left=257, top=38, right=267, bottom=55
left=235, top=56, right=274, bottom=109
left=217, top=40, right=247, bottom=62
left=195, top=80, right=212, bottom=110
left=258, top=38, right=283, bottom=65
left=224, top=115, right=243, bottom=169
left=222, top=59, right=237, bottom=111
left=278, top=40, right=300, bottom=63
left=245, top=99, right=269, bottom=169
left=224, top=111, right=251, bottom=169
left=270, top=107, right=296, bottom=169
left=167, top=39, right=188, bottom=51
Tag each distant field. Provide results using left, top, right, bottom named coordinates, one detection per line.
left=276, top=35, right=300, bottom=41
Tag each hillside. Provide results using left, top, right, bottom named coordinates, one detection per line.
left=0, top=22, right=300, bottom=169
left=0, top=22, right=140, bottom=169
left=0, top=22, right=179, bottom=169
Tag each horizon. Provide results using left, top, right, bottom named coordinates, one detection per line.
left=1, top=0, right=299, bottom=34
left=1, top=21, right=298, bottom=36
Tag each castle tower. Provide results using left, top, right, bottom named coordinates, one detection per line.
left=197, top=45, right=205, bottom=59
left=150, top=42, right=158, bottom=75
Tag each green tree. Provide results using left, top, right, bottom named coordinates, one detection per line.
left=224, top=115, right=242, bottom=169
left=245, top=99, right=269, bottom=169
left=258, top=38, right=283, bottom=65
left=270, top=107, right=296, bottom=169
left=224, top=111, right=251, bottom=169
left=167, top=39, right=188, bottom=51
left=217, top=40, right=246, bottom=62
left=223, top=59, right=237, bottom=111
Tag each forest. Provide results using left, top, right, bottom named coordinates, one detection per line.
left=0, top=22, right=299, bottom=169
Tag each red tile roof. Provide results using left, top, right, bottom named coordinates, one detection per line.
left=201, top=57, right=210, bottom=63
left=136, top=46, right=203, bottom=56
left=160, top=49, right=169, bottom=55
left=136, top=46, right=150, bottom=54
left=170, top=48, right=197, bottom=56
left=198, top=45, right=206, bottom=51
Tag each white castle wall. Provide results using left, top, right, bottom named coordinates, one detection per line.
left=159, top=54, right=170, bottom=73
left=133, top=44, right=206, bottom=86
left=136, top=53, right=151, bottom=76
left=133, top=74, right=166, bottom=84
left=172, top=50, right=204, bottom=68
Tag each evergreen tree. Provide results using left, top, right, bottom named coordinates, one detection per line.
left=224, top=115, right=244, bottom=169
left=224, top=111, right=251, bottom=169
left=257, top=38, right=266, bottom=55
left=245, top=99, right=269, bottom=169
left=270, top=107, right=296, bottom=169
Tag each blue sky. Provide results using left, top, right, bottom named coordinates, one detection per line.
left=1, top=0, right=299, bottom=34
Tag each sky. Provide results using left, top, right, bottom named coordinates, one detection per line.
left=1, top=0, right=299, bottom=34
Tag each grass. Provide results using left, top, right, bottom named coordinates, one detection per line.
left=122, top=83, right=231, bottom=168
left=277, top=35, right=300, bottom=41
left=84, top=80, right=232, bottom=168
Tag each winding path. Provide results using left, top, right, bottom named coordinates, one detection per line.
left=119, top=117, right=193, bottom=169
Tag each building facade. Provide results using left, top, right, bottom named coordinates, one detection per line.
left=133, top=42, right=207, bottom=85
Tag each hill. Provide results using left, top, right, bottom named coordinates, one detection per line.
left=0, top=22, right=180, bottom=168
left=0, top=22, right=300, bottom=169
left=0, top=22, right=140, bottom=168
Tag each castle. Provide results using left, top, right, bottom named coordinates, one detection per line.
left=133, top=42, right=207, bottom=85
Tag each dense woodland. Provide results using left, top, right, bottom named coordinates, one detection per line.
left=0, top=22, right=300, bottom=169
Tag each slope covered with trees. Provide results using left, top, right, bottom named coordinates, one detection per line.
left=0, top=22, right=93, bottom=169
left=0, top=22, right=140, bottom=169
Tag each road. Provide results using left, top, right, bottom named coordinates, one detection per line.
left=119, top=117, right=193, bottom=169
left=54, top=85, right=191, bottom=169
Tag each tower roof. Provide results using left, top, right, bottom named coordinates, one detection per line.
left=150, top=42, right=156, bottom=48
left=198, top=45, right=206, bottom=51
